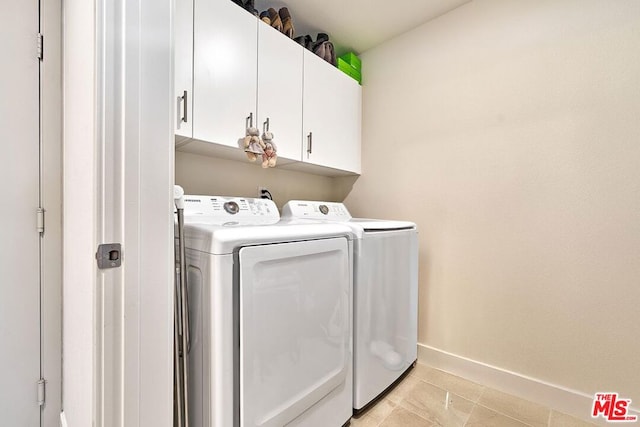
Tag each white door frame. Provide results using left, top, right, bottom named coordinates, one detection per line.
left=62, top=0, right=99, bottom=423
left=63, top=0, right=174, bottom=425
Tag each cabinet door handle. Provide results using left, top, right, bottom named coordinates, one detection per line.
left=246, top=112, right=253, bottom=129
left=177, top=90, right=188, bottom=129
left=263, top=117, right=270, bottom=134
left=307, top=132, right=313, bottom=155
left=182, top=90, right=188, bottom=124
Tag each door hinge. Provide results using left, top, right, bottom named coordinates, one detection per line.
left=37, top=378, right=46, bottom=406
left=37, top=208, right=45, bottom=234
left=37, top=33, right=44, bottom=61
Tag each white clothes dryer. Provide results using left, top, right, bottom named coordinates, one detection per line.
left=281, top=201, right=418, bottom=414
left=182, top=196, right=353, bottom=427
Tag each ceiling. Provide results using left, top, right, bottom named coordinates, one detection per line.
left=254, top=0, right=472, bottom=55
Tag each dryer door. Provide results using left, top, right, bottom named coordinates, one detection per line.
left=239, top=237, right=350, bottom=427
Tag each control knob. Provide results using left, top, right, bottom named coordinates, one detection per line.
left=224, top=201, right=239, bottom=214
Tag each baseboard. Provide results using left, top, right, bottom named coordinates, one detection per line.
left=417, top=343, right=639, bottom=424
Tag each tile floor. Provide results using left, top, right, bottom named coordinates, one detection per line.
left=350, top=363, right=596, bottom=427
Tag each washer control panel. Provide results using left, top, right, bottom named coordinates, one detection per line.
left=281, top=200, right=352, bottom=220
left=183, top=195, right=279, bottom=225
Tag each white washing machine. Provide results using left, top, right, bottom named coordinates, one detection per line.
left=281, top=201, right=418, bottom=414
left=182, top=195, right=353, bottom=427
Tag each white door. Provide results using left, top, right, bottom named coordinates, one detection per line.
left=175, top=0, right=194, bottom=140
left=193, top=0, right=258, bottom=148
left=302, top=50, right=362, bottom=174
left=0, top=1, right=42, bottom=426
left=257, top=23, right=303, bottom=161
left=239, top=238, right=350, bottom=427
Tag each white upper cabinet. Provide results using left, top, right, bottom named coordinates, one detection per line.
left=257, top=23, right=304, bottom=162
left=179, top=1, right=362, bottom=175
left=303, top=50, right=362, bottom=174
left=193, top=0, right=258, bottom=148
left=175, top=0, right=193, bottom=140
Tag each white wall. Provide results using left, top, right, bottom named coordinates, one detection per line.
left=344, top=0, right=640, bottom=415
left=119, top=0, right=175, bottom=424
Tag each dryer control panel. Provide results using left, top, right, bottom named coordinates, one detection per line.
left=281, top=200, right=352, bottom=221
left=183, top=195, right=280, bottom=225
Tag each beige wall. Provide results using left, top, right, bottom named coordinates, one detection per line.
left=175, top=151, right=354, bottom=208
left=176, top=0, right=640, bottom=410
left=344, top=0, right=640, bottom=405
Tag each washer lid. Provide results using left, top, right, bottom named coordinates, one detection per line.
left=349, top=218, right=416, bottom=232
left=281, top=200, right=416, bottom=232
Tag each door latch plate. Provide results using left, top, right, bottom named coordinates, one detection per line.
left=96, top=243, right=122, bottom=269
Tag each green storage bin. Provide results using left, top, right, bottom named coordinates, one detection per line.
left=339, top=52, right=361, bottom=71
left=337, top=58, right=362, bottom=84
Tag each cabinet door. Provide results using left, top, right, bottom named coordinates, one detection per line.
left=193, top=0, right=257, bottom=148
left=303, top=50, right=362, bottom=174
left=257, top=23, right=303, bottom=161
left=175, top=0, right=193, bottom=139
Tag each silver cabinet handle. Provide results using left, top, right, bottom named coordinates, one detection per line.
left=263, top=117, right=270, bottom=134
left=182, top=90, right=188, bottom=124
left=246, top=112, right=253, bottom=129
left=307, top=132, right=313, bottom=154
left=177, top=90, right=188, bottom=129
